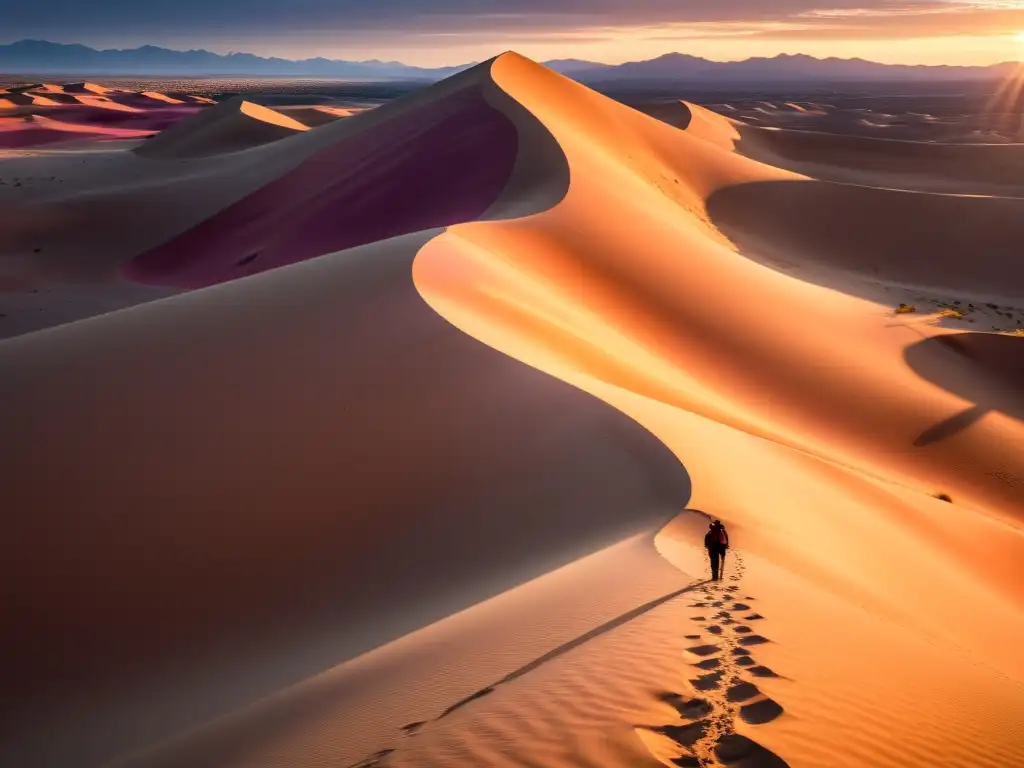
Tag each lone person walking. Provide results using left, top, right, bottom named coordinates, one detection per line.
left=704, top=520, right=730, bottom=581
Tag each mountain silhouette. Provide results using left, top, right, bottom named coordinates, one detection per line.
left=0, top=39, right=1016, bottom=82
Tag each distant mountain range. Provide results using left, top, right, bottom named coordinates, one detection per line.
left=565, top=52, right=1019, bottom=84
left=0, top=40, right=472, bottom=79
left=0, top=40, right=1017, bottom=83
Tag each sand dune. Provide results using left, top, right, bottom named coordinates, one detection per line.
left=0, top=83, right=212, bottom=148
left=642, top=99, right=1024, bottom=194
left=636, top=99, right=743, bottom=151
left=731, top=125, right=1024, bottom=194
left=0, top=113, right=156, bottom=148
left=1, top=53, right=1023, bottom=768
left=63, top=82, right=113, bottom=95
left=277, top=104, right=359, bottom=127
left=134, top=98, right=308, bottom=159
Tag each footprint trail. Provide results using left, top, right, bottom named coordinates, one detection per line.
left=649, top=553, right=791, bottom=767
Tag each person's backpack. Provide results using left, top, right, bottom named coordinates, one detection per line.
left=717, top=528, right=728, bottom=547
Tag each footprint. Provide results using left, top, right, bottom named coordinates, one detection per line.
left=685, top=644, right=720, bottom=657
left=738, top=635, right=770, bottom=647
left=694, top=658, right=721, bottom=670
left=740, top=698, right=784, bottom=725
left=691, top=616, right=707, bottom=621
left=731, top=603, right=751, bottom=611
left=727, top=586, right=740, bottom=591
left=685, top=634, right=702, bottom=640
left=733, top=626, right=753, bottom=634
left=673, top=697, right=714, bottom=720
left=658, top=719, right=708, bottom=747
left=715, top=734, right=789, bottom=766
left=691, top=602, right=708, bottom=608
left=691, top=671, right=724, bottom=691
left=707, top=625, right=723, bottom=635
left=747, top=665, right=779, bottom=678
left=400, top=721, right=425, bottom=734
left=745, top=613, right=765, bottom=621
left=726, top=681, right=761, bottom=703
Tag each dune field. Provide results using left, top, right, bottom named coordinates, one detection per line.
left=1, top=54, right=1022, bottom=768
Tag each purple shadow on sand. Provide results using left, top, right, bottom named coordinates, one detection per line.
left=124, top=86, right=519, bottom=289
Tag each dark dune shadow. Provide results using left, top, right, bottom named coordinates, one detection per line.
left=904, top=332, right=1024, bottom=445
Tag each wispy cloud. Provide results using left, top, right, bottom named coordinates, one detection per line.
left=6, top=0, right=1024, bottom=63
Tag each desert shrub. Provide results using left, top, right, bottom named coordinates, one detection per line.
left=939, top=308, right=965, bottom=320
left=895, top=303, right=916, bottom=314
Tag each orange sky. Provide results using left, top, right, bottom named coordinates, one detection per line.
left=236, top=3, right=1024, bottom=66
left=365, top=31, right=1024, bottom=68
left=12, top=0, right=1024, bottom=67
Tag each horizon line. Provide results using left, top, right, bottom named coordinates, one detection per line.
left=2, top=38, right=1021, bottom=71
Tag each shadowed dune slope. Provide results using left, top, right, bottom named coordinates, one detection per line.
left=634, top=99, right=743, bottom=151
left=125, top=88, right=517, bottom=287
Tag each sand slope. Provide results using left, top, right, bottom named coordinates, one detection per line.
left=1, top=53, right=1023, bottom=768
left=134, top=98, right=308, bottom=158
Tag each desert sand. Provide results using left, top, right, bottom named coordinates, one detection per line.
left=0, top=55, right=1022, bottom=768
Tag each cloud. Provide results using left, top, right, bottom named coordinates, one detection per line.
left=6, top=0, right=1024, bottom=51
left=0, top=0, right=973, bottom=36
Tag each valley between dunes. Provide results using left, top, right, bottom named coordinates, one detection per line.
left=1, top=54, right=1022, bottom=768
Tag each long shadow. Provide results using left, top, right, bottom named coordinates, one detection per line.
left=903, top=332, right=1024, bottom=445
left=439, top=578, right=710, bottom=719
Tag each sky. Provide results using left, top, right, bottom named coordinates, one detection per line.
left=7, top=0, right=1024, bottom=66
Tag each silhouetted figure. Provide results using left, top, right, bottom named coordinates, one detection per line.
left=704, top=520, right=730, bottom=580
